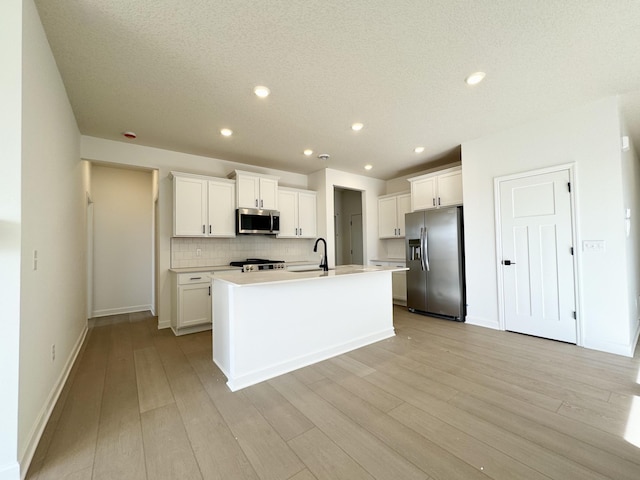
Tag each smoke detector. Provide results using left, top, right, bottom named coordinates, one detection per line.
left=318, top=153, right=330, bottom=161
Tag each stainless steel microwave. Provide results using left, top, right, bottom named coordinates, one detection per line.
left=236, top=208, right=280, bottom=235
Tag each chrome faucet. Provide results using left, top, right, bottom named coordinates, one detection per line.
left=313, top=237, right=329, bottom=271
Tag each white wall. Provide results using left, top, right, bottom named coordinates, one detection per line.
left=0, top=1, right=23, bottom=478
left=462, top=96, right=637, bottom=356
left=309, top=168, right=386, bottom=268
left=91, top=165, right=154, bottom=317
left=620, top=117, right=640, bottom=347
left=80, top=136, right=309, bottom=328
left=17, top=0, right=87, bottom=476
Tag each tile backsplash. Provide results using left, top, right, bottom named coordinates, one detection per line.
left=171, top=236, right=317, bottom=268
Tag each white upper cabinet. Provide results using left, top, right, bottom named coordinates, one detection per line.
left=231, top=170, right=279, bottom=210
left=172, top=172, right=236, bottom=237
left=207, top=179, right=236, bottom=236
left=174, top=175, right=208, bottom=236
left=378, top=192, right=411, bottom=238
left=436, top=169, right=463, bottom=207
left=277, top=187, right=317, bottom=239
left=409, top=167, right=462, bottom=211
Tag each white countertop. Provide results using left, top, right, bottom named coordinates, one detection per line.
left=369, top=258, right=406, bottom=264
left=170, top=260, right=318, bottom=274
left=213, top=264, right=408, bottom=287
left=169, top=265, right=241, bottom=273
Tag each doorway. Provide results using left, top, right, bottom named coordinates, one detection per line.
left=495, top=165, right=578, bottom=343
left=89, top=163, right=158, bottom=318
left=333, top=187, right=364, bottom=265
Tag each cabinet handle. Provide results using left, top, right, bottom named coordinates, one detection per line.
left=260, top=199, right=263, bottom=208
left=190, top=277, right=202, bottom=280
left=432, top=198, right=435, bottom=207
left=299, top=228, right=302, bottom=236
left=398, top=228, right=401, bottom=236
left=209, top=225, right=212, bottom=234
left=202, top=225, right=205, bottom=234
left=255, top=199, right=258, bottom=207
left=438, top=197, right=441, bottom=206
left=208, top=286, right=211, bottom=296
left=295, top=227, right=298, bottom=236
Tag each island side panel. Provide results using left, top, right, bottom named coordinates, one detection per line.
left=212, top=279, right=232, bottom=378
left=223, top=271, right=395, bottom=391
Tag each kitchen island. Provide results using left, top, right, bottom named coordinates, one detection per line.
left=212, top=265, right=406, bottom=391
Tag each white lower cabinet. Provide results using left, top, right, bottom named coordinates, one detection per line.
left=369, top=260, right=407, bottom=305
left=171, top=272, right=213, bottom=335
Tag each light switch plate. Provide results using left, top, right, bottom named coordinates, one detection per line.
left=583, top=240, right=606, bottom=252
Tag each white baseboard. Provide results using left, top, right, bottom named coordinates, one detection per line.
left=157, top=319, right=171, bottom=329
left=0, top=462, right=20, bottom=480
left=465, top=315, right=501, bottom=330
left=18, top=325, right=88, bottom=480
left=583, top=336, right=636, bottom=357
left=92, top=304, right=153, bottom=318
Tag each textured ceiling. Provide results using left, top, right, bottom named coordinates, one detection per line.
left=35, top=0, right=640, bottom=179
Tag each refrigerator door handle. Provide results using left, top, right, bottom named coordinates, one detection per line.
left=423, top=227, right=430, bottom=271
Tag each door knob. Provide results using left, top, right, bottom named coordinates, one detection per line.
left=502, top=260, right=516, bottom=266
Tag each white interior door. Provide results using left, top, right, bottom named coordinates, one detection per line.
left=498, top=169, right=576, bottom=343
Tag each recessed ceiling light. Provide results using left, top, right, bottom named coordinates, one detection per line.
left=303, top=149, right=313, bottom=156
left=220, top=128, right=233, bottom=137
left=254, top=86, right=270, bottom=98
left=122, top=131, right=137, bottom=139
left=414, top=146, right=425, bottom=153
left=351, top=123, right=364, bottom=131
left=364, top=164, right=373, bottom=170
left=465, top=71, right=486, bottom=86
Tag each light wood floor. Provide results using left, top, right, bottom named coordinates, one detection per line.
left=27, top=307, right=640, bottom=480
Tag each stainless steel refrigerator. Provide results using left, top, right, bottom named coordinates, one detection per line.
left=405, top=206, right=465, bottom=321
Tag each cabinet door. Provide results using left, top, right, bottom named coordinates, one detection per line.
left=378, top=197, right=398, bottom=238
left=411, top=176, right=436, bottom=211
left=178, top=283, right=211, bottom=328
left=277, top=189, right=298, bottom=238
left=174, top=176, right=207, bottom=236
left=237, top=175, right=260, bottom=208
left=297, top=191, right=317, bottom=238
left=437, top=170, right=463, bottom=207
left=395, top=194, right=411, bottom=237
left=259, top=177, right=278, bottom=210
left=208, top=180, right=236, bottom=237
left=392, top=271, right=407, bottom=302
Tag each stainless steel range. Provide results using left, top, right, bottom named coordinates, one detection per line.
left=229, top=258, right=286, bottom=273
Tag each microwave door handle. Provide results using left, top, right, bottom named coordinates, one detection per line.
left=270, top=212, right=273, bottom=232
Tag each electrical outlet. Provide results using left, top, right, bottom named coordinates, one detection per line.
left=196, top=248, right=202, bottom=257
left=51, top=344, right=55, bottom=362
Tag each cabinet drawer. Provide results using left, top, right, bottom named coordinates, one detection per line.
left=177, top=273, right=212, bottom=285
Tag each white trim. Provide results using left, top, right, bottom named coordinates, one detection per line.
left=0, top=462, right=20, bottom=480
left=465, top=315, right=500, bottom=330
left=493, top=163, right=581, bottom=345
left=583, top=337, right=637, bottom=357
left=91, top=305, right=153, bottom=318
left=18, top=325, right=88, bottom=480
